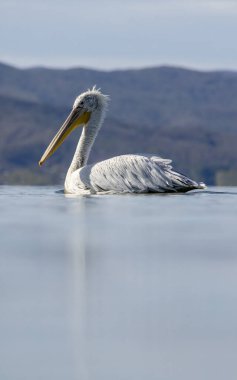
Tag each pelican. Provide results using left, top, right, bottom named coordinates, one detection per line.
left=39, top=87, right=205, bottom=194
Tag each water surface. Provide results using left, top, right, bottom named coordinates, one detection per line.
left=1, top=186, right=237, bottom=380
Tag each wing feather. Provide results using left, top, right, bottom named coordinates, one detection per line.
left=71, top=154, right=201, bottom=194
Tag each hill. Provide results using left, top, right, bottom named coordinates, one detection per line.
left=0, top=62, right=237, bottom=185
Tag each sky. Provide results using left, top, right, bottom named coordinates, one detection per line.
left=0, top=0, right=237, bottom=71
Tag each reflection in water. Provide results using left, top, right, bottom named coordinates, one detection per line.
left=67, top=199, right=88, bottom=379
left=1, top=186, right=237, bottom=380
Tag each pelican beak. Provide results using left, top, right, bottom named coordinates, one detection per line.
left=39, top=107, right=91, bottom=166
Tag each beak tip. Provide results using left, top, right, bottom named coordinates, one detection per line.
left=39, top=160, right=43, bottom=167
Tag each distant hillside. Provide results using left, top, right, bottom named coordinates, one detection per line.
left=0, top=62, right=237, bottom=185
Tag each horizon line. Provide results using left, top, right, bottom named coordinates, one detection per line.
left=1, top=60, right=237, bottom=74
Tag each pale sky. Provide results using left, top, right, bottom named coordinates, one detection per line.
left=1, top=0, right=237, bottom=70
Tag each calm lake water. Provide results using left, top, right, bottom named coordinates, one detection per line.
left=1, top=185, right=237, bottom=380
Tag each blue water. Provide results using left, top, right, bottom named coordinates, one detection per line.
left=1, top=186, right=237, bottom=380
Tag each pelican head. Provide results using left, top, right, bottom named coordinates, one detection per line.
left=39, top=86, right=108, bottom=166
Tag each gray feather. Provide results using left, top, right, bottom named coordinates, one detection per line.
left=71, top=154, right=203, bottom=194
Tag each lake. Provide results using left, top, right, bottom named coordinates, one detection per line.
left=1, top=186, right=237, bottom=380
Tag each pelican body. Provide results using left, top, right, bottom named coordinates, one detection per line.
left=39, top=87, right=205, bottom=194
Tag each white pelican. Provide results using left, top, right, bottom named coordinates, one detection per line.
left=39, top=87, right=205, bottom=194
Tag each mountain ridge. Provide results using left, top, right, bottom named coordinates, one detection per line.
left=0, top=62, right=237, bottom=185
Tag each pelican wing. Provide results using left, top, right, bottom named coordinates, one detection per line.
left=71, top=154, right=201, bottom=194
